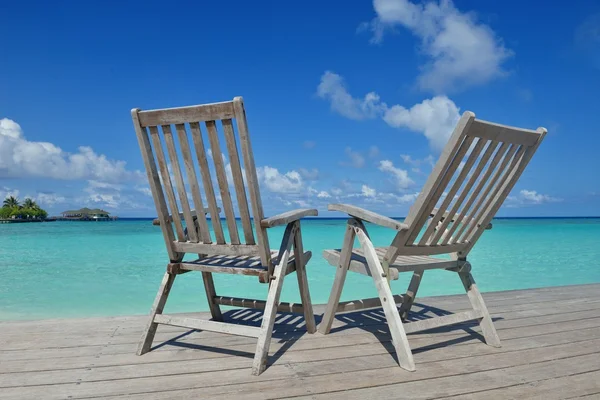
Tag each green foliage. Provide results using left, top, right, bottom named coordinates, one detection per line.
left=0, top=196, right=48, bottom=220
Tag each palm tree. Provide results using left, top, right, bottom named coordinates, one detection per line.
left=23, top=198, right=38, bottom=209
left=3, top=196, right=19, bottom=208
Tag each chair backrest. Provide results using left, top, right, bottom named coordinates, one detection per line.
left=395, top=111, right=546, bottom=259
left=131, top=97, right=271, bottom=265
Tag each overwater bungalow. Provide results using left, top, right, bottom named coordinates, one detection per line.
left=59, top=208, right=117, bottom=221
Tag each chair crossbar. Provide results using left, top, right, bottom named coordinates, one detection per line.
left=153, top=314, right=262, bottom=338
left=403, top=310, right=483, bottom=334
left=336, top=295, right=405, bottom=313
left=213, top=296, right=305, bottom=314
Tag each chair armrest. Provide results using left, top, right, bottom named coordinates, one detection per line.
left=430, top=208, right=492, bottom=230
left=152, top=207, right=220, bottom=226
left=328, top=204, right=409, bottom=231
left=261, top=208, right=318, bottom=228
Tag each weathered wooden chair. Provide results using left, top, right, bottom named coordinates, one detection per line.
left=131, top=97, right=317, bottom=375
left=319, top=112, right=546, bottom=371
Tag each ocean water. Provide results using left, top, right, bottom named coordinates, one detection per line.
left=1, top=218, right=599, bottom=320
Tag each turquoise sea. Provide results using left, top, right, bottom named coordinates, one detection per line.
left=1, top=218, right=599, bottom=320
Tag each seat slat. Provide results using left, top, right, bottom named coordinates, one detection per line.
left=468, top=119, right=540, bottom=146
left=205, top=120, right=240, bottom=245
left=323, top=248, right=459, bottom=279
left=189, top=122, right=226, bottom=244
left=149, top=126, right=186, bottom=242
left=175, top=123, right=212, bottom=244
left=222, top=119, right=255, bottom=245
left=162, top=124, right=199, bottom=243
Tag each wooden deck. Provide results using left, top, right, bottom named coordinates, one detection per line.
left=2, top=283, right=600, bottom=399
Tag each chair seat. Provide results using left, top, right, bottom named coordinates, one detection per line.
left=322, top=247, right=459, bottom=280
left=172, top=250, right=312, bottom=283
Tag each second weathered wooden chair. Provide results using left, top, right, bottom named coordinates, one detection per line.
left=319, top=111, right=546, bottom=371
left=131, top=97, right=317, bottom=375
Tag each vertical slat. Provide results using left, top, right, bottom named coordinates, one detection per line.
left=233, top=97, right=271, bottom=267
left=222, top=119, right=255, bottom=245
left=429, top=141, right=500, bottom=245
left=189, top=122, right=226, bottom=244
left=451, top=144, right=520, bottom=243
left=131, top=110, right=181, bottom=262
left=408, top=135, right=474, bottom=244
left=419, top=138, right=486, bottom=245
left=174, top=123, right=212, bottom=244
left=403, top=111, right=476, bottom=243
left=148, top=126, right=186, bottom=242
left=205, top=120, right=240, bottom=245
left=461, top=145, right=528, bottom=243
left=440, top=142, right=511, bottom=245
left=162, top=124, right=198, bottom=243
left=461, top=129, right=546, bottom=256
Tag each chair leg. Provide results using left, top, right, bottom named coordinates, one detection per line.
left=137, top=271, right=176, bottom=355
left=354, top=224, right=416, bottom=372
left=293, top=222, right=316, bottom=333
left=399, top=269, right=425, bottom=321
left=252, top=223, right=296, bottom=375
left=201, top=271, right=223, bottom=322
left=318, top=224, right=356, bottom=334
left=459, top=270, right=501, bottom=348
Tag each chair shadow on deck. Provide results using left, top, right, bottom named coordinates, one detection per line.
left=328, top=302, right=503, bottom=364
left=149, top=309, right=323, bottom=367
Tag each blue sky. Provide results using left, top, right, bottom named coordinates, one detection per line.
left=1, top=0, right=599, bottom=217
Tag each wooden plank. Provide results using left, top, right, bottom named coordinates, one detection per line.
left=328, top=204, right=408, bottom=231
left=252, top=222, right=296, bottom=375
left=173, top=242, right=260, bottom=256
left=131, top=110, right=180, bottom=261
left=335, top=295, right=404, bottom=313
left=419, top=138, right=487, bottom=245
left=403, top=112, right=475, bottom=243
left=174, top=123, right=211, bottom=243
left=468, top=118, right=542, bottom=146
left=293, top=222, right=316, bottom=333
left=232, top=97, right=271, bottom=267
left=161, top=124, right=198, bottom=242
left=148, top=126, right=186, bottom=242
left=441, top=142, right=514, bottom=245
left=153, top=314, right=261, bottom=338
left=429, top=141, right=499, bottom=245
left=454, top=144, right=522, bottom=243
left=137, top=272, right=176, bottom=355
left=261, top=208, right=318, bottom=228
left=189, top=121, right=226, bottom=244
left=213, top=296, right=305, bottom=314
left=462, top=128, right=546, bottom=255
left=222, top=118, right=255, bottom=244
left=205, top=120, right=240, bottom=244
left=138, top=101, right=235, bottom=127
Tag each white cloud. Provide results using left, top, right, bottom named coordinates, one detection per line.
left=507, top=189, right=562, bottom=207
left=365, top=0, right=513, bottom=93
left=34, top=192, right=66, bottom=206
left=316, top=72, right=460, bottom=150
left=331, top=187, right=343, bottom=196
left=361, top=185, right=377, bottom=198
left=0, top=118, right=144, bottom=183
left=298, top=168, right=320, bottom=180
left=317, top=191, right=331, bottom=198
left=383, top=96, right=460, bottom=151
left=0, top=187, right=19, bottom=200
left=378, top=160, right=415, bottom=189
left=317, top=71, right=386, bottom=120
left=257, top=166, right=303, bottom=194
left=340, top=147, right=366, bottom=168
